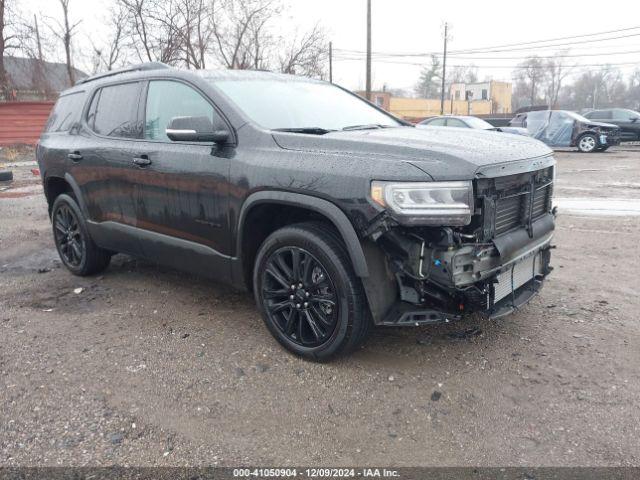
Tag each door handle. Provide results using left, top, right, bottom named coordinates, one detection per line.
left=68, top=152, right=83, bottom=161
left=133, top=155, right=152, bottom=167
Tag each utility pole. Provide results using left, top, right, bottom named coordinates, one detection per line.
left=329, top=41, right=333, bottom=83
left=366, top=0, right=372, bottom=101
left=440, top=22, right=448, bottom=114
left=34, top=15, right=44, bottom=63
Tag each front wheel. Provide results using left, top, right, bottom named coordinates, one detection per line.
left=577, top=133, right=598, bottom=153
left=253, top=222, right=371, bottom=361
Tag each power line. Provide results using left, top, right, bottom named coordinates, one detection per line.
left=336, top=48, right=640, bottom=61
left=448, top=25, right=640, bottom=54
left=445, top=50, right=640, bottom=60
left=332, top=57, right=640, bottom=69
left=333, top=28, right=640, bottom=57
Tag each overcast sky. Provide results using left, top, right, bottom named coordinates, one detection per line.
left=20, top=0, right=640, bottom=90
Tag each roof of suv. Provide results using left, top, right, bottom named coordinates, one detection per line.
left=62, top=63, right=323, bottom=96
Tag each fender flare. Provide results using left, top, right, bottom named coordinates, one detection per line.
left=62, top=173, right=90, bottom=215
left=236, top=191, right=369, bottom=278
left=43, top=173, right=90, bottom=217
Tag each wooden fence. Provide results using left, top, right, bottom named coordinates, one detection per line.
left=0, top=101, right=54, bottom=146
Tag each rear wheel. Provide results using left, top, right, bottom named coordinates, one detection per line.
left=253, top=222, right=371, bottom=361
left=52, top=194, right=111, bottom=276
left=577, top=133, right=598, bottom=153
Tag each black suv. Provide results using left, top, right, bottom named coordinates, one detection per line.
left=583, top=108, right=640, bottom=142
left=37, top=63, right=556, bottom=360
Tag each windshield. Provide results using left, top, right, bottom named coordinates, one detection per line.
left=212, top=78, right=402, bottom=131
left=564, top=111, right=592, bottom=123
left=464, top=117, right=494, bottom=129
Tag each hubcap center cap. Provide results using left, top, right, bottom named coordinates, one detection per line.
left=295, top=288, right=307, bottom=302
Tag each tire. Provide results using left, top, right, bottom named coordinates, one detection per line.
left=577, top=133, right=598, bottom=153
left=253, top=222, right=371, bottom=361
left=51, top=194, right=111, bottom=276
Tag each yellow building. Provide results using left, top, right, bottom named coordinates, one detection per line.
left=355, top=80, right=512, bottom=122
left=389, top=98, right=493, bottom=121
left=449, top=81, right=512, bottom=114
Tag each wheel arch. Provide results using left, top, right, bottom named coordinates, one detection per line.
left=235, top=191, right=370, bottom=290
left=43, top=174, right=89, bottom=217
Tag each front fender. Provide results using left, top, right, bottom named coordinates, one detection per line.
left=236, top=191, right=370, bottom=278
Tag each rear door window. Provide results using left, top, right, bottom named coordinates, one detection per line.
left=446, top=118, right=467, bottom=128
left=144, top=80, right=223, bottom=141
left=426, top=118, right=446, bottom=126
left=45, top=92, right=86, bottom=132
left=612, top=109, right=634, bottom=120
left=88, top=82, right=143, bottom=138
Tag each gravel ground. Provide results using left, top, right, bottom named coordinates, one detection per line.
left=1, top=146, right=639, bottom=467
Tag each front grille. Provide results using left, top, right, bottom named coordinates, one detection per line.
left=478, top=166, right=554, bottom=238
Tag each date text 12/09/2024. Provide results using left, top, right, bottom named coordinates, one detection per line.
left=232, top=468, right=400, bottom=478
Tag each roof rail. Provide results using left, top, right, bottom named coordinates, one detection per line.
left=76, top=62, right=171, bottom=85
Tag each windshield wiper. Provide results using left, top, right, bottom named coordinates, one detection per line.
left=341, top=124, right=392, bottom=131
left=273, top=127, right=334, bottom=135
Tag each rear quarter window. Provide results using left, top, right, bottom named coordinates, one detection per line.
left=45, top=92, right=86, bottom=132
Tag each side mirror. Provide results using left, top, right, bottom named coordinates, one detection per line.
left=166, top=116, right=229, bottom=143
left=630, top=117, right=638, bottom=123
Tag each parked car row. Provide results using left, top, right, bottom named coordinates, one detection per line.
left=416, top=108, right=637, bottom=153
left=509, top=110, right=621, bottom=153
left=416, top=115, right=529, bottom=136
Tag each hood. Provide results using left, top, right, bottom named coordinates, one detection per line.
left=496, top=126, right=530, bottom=136
left=272, top=126, right=553, bottom=180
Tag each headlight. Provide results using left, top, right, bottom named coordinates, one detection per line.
left=370, top=181, right=473, bottom=226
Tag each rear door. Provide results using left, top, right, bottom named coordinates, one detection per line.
left=38, top=91, right=87, bottom=187
left=612, top=109, right=639, bottom=141
left=73, top=81, right=145, bottom=254
left=130, top=79, right=234, bottom=281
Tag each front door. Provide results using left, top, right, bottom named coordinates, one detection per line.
left=132, top=79, right=234, bottom=282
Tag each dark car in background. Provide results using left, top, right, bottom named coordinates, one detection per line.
left=417, top=115, right=529, bottom=136
left=509, top=110, right=621, bottom=153
left=583, top=108, right=640, bottom=142
left=37, top=63, right=556, bottom=360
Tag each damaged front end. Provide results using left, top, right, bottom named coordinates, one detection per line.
left=362, top=161, right=556, bottom=326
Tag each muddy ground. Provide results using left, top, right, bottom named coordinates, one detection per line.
left=1, top=146, right=639, bottom=467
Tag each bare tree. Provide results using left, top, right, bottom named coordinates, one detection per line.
left=91, top=4, right=129, bottom=72
left=46, top=0, right=82, bottom=85
left=278, top=24, right=328, bottom=78
left=211, top=0, right=280, bottom=69
left=543, top=51, right=575, bottom=109
left=18, top=14, right=55, bottom=95
left=513, top=56, right=546, bottom=108
left=174, top=0, right=214, bottom=69
left=0, top=0, right=22, bottom=99
left=118, top=0, right=183, bottom=65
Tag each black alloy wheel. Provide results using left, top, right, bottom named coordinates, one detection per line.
left=51, top=194, right=111, bottom=276
left=53, top=203, right=85, bottom=267
left=253, top=222, right=371, bottom=361
left=262, top=246, right=339, bottom=347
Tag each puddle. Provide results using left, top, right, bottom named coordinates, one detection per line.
left=554, top=197, right=640, bottom=216
left=0, top=183, right=43, bottom=198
